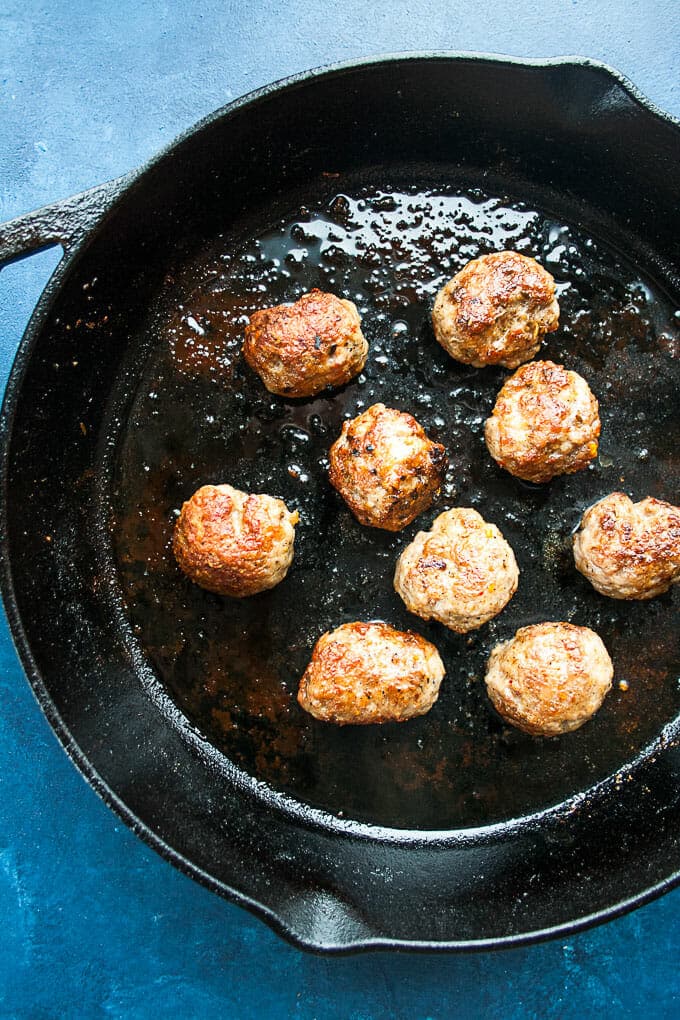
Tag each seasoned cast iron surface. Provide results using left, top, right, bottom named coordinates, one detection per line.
left=110, top=168, right=680, bottom=829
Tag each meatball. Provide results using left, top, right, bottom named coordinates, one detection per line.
left=297, top=621, right=445, bottom=725
left=484, top=360, right=600, bottom=483
left=394, top=508, right=519, bottom=632
left=432, top=251, right=559, bottom=368
left=173, top=484, right=299, bottom=596
left=485, top=622, right=613, bottom=736
left=573, top=492, right=680, bottom=600
left=328, top=403, right=447, bottom=531
left=243, top=289, right=368, bottom=397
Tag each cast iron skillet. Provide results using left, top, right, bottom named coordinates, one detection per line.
left=1, top=53, right=679, bottom=953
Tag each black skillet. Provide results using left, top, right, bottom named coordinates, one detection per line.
left=1, top=53, right=679, bottom=953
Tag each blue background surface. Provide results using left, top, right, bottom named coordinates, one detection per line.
left=1, top=1, right=679, bottom=1016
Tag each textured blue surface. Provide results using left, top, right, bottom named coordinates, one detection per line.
left=1, top=1, right=680, bottom=1016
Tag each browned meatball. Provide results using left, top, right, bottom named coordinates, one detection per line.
left=297, top=621, right=445, bottom=725
left=485, top=622, right=613, bottom=736
left=394, top=508, right=519, bottom=632
left=432, top=251, right=559, bottom=368
left=243, top=289, right=368, bottom=397
left=328, top=403, right=447, bottom=531
left=484, top=360, right=600, bottom=483
left=173, top=484, right=299, bottom=596
left=573, top=492, right=680, bottom=599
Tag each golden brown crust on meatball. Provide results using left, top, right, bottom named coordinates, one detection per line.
left=573, top=492, right=680, bottom=600
left=173, top=484, right=299, bottom=597
left=243, top=289, right=368, bottom=397
left=394, top=508, right=519, bottom=632
left=484, top=360, right=600, bottom=483
left=297, top=621, right=445, bottom=725
left=432, top=251, right=559, bottom=368
left=328, top=403, right=447, bottom=531
left=485, top=622, right=613, bottom=736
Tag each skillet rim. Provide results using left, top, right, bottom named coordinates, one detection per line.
left=1, top=50, right=680, bottom=953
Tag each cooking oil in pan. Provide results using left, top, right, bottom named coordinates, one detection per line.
left=111, top=173, right=680, bottom=829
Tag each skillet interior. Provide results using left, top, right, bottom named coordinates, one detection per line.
left=2, top=56, right=680, bottom=949
left=111, top=167, right=680, bottom=829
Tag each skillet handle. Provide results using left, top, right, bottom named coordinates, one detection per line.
left=0, top=175, right=130, bottom=267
